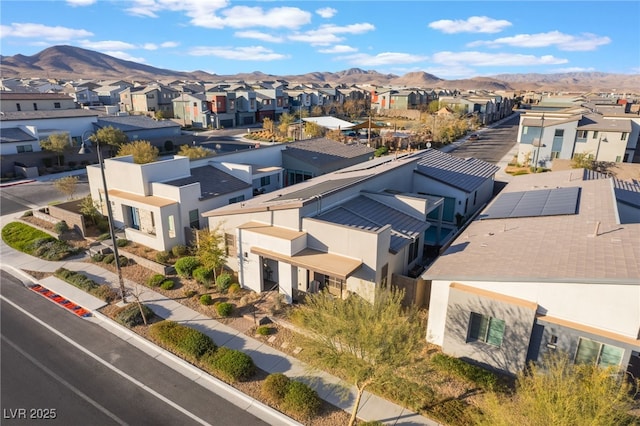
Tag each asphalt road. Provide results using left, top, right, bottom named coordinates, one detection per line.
left=0, top=270, right=268, bottom=426
left=449, top=114, right=521, bottom=164
left=0, top=174, right=90, bottom=216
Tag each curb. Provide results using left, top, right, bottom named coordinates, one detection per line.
left=0, top=179, right=36, bottom=188
left=2, top=265, right=302, bottom=426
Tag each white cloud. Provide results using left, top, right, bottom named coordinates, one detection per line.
left=429, top=16, right=512, bottom=34
left=0, top=23, right=93, bottom=41
left=160, top=41, right=179, bottom=48
left=288, top=22, right=375, bottom=46
left=318, top=45, right=358, bottom=54
left=469, top=31, right=611, bottom=51
left=316, top=7, right=337, bottom=18
left=319, top=23, right=375, bottom=35
left=432, top=51, right=568, bottom=66
left=66, top=0, right=96, bottom=6
left=126, top=0, right=228, bottom=20
left=188, top=45, right=289, bottom=61
left=340, top=52, right=428, bottom=67
left=219, top=6, right=311, bottom=29
left=143, top=43, right=159, bottom=50
left=234, top=31, right=285, bottom=43
left=79, top=40, right=137, bottom=51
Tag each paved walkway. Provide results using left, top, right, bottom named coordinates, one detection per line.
left=0, top=229, right=440, bottom=426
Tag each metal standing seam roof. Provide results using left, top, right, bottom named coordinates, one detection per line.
left=0, top=127, right=37, bottom=144
left=97, top=115, right=181, bottom=130
left=270, top=176, right=371, bottom=201
left=315, top=195, right=429, bottom=253
left=163, top=165, right=251, bottom=199
left=282, top=138, right=375, bottom=167
left=415, top=149, right=499, bottom=193
left=0, top=109, right=99, bottom=121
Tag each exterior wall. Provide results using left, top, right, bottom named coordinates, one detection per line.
left=427, top=279, right=640, bottom=347
left=2, top=116, right=98, bottom=147
left=48, top=200, right=87, bottom=237
left=0, top=96, right=77, bottom=112
left=442, top=285, right=537, bottom=375
left=573, top=130, right=629, bottom=163
left=412, top=175, right=470, bottom=221
left=252, top=170, right=282, bottom=194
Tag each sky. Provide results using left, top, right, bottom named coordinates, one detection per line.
left=1, top=0, right=639, bottom=79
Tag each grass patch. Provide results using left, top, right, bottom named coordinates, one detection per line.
left=2, top=222, right=80, bottom=260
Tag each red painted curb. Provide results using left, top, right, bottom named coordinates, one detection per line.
left=0, top=179, right=36, bottom=188
left=30, top=284, right=91, bottom=317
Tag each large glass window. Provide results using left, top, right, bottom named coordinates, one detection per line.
left=188, top=209, right=199, bottom=229
left=468, top=312, right=505, bottom=347
left=575, top=338, right=623, bottom=368
left=260, top=176, right=271, bottom=186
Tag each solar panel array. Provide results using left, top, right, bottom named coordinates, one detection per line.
left=481, top=187, right=580, bottom=220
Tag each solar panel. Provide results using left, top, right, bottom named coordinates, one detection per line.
left=481, top=187, right=580, bottom=220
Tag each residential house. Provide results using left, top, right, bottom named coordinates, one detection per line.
left=119, top=84, right=180, bottom=117
left=203, top=149, right=497, bottom=305
left=0, top=92, right=77, bottom=113
left=0, top=126, right=40, bottom=155
left=205, top=89, right=237, bottom=129
left=94, top=115, right=181, bottom=145
left=172, top=93, right=211, bottom=128
left=424, top=169, right=640, bottom=376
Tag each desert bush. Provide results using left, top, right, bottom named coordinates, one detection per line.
left=193, top=266, right=214, bottom=286
left=97, top=232, right=111, bottom=241
left=54, top=267, right=117, bottom=302
left=227, top=283, right=241, bottom=294
left=146, top=274, right=165, bottom=287
left=216, top=302, right=233, bottom=317
left=92, top=284, right=119, bottom=302
left=103, top=253, right=115, bottom=264
left=431, top=353, right=498, bottom=390
left=204, top=347, right=255, bottom=382
left=92, top=253, right=105, bottom=262
left=256, top=325, right=272, bottom=336
left=160, top=279, right=175, bottom=290
left=261, top=373, right=290, bottom=403
left=96, top=220, right=109, bottom=233
left=21, top=210, right=34, bottom=217
left=215, top=272, right=233, bottom=293
left=2, top=223, right=78, bottom=260
left=155, top=251, right=170, bottom=264
left=184, top=289, right=197, bottom=298
left=282, top=381, right=321, bottom=419
left=115, top=303, right=154, bottom=327
left=171, top=244, right=188, bottom=257
left=54, top=221, right=70, bottom=234
left=149, top=321, right=216, bottom=360
left=116, top=238, right=129, bottom=247
left=200, top=294, right=213, bottom=305
left=175, top=256, right=200, bottom=278
left=117, top=255, right=129, bottom=267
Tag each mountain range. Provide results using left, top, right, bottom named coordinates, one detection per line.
left=1, top=45, right=639, bottom=93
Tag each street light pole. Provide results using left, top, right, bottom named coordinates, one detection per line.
left=79, top=137, right=127, bottom=303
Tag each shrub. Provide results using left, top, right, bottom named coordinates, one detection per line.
left=21, top=210, right=33, bottom=217
left=92, top=253, right=105, bottom=262
left=171, top=244, right=188, bottom=257
left=216, top=302, right=233, bottom=317
left=184, top=289, right=197, bottom=298
left=54, top=221, right=70, bottom=234
left=116, top=238, right=129, bottom=247
left=193, top=267, right=214, bottom=286
left=103, top=253, right=115, bottom=264
left=228, top=283, right=241, bottom=294
left=155, top=251, right=170, bottom=264
left=256, top=325, right=272, bottom=336
left=117, top=255, right=129, bottom=267
left=215, top=272, right=233, bottom=293
left=147, top=274, right=165, bottom=287
left=92, top=284, right=119, bottom=303
left=282, top=380, right=321, bottom=419
left=204, top=347, right=255, bottom=382
left=1, top=222, right=78, bottom=260
left=160, top=279, right=175, bottom=290
left=374, top=146, right=389, bottom=157
left=54, top=267, right=117, bottom=302
left=96, top=220, right=109, bottom=233
left=149, top=321, right=216, bottom=360
left=115, top=303, right=154, bottom=327
left=200, top=294, right=213, bottom=305
left=97, top=232, right=111, bottom=241
left=431, top=353, right=498, bottom=390
left=175, top=256, right=200, bottom=278
left=261, top=373, right=290, bottom=403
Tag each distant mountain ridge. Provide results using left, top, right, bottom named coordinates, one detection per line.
left=1, top=45, right=638, bottom=93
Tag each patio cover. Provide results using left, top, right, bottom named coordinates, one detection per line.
left=251, top=247, right=362, bottom=280
left=348, top=120, right=389, bottom=130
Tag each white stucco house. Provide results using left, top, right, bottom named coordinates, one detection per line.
left=203, top=149, right=499, bottom=305
left=424, top=169, right=640, bottom=376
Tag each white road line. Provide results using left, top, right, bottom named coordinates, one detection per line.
left=1, top=335, right=128, bottom=426
left=1, top=295, right=213, bottom=426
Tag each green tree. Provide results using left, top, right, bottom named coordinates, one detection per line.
left=88, top=126, right=128, bottom=150
left=40, top=132, right=69, bottom=166
left=53, top=175, right=80, bottom=200
left=571, top=152, right=595, bottom=170
left=117, top=140, right=159, bottom=164
left=192, top=224, right=227, bottom=282
left=427, top=100, right=441, bottom=114
left=177, top=145, right=215, bottom=159
left=304, top=121, right=323, bottom=138
left=277, top=112, right=295, bottom=136
left=291, top=287, right=424, bottom=426
left=477, top=352, right=638, bottom=426
left=79, top=195, right=101, bottom=225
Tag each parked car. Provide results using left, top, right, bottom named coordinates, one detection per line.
left=468, top=133, right=480, bottom=140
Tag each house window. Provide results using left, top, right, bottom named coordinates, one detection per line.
left=127, top=206, right=141, bottom=230
left=188, top=209, right=199, bottom=229
left=225, top=233, right=236, bottom=256
left=551, top=151, right=561, bottom=159
left=16, top=145, right=33, bottom=153
left=229, top=195, right=245, bottom=204
left=615, top=156, right=622, bottom=163
left=33, top=103, right=38, bottom=111
left=16, top=103, right=21, bottom=111
left=554, top=129, right=564, bottom=137
left=229, top=99, right=235, bottom=110
left=468, top=312, right=505, bottom=347
left=473, top=191, right=477, bottom=205
left=574, top=337, right=623, bottom=368
left=577, top=130, right=587, bottom=139
left=260, top=176, right=271, bottom=186
left=168, top=215, right=175, bottom=238
left=408, top=237, right=420, bottom=264
left=592, top=131, right=598, bottom=139
left=380, top=263, right=388, bottom=288
left=621, top=132, right=628, bottom=141
left=54, top=102, right=61, bottom=109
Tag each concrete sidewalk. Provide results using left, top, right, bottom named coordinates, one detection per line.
left=0, top=238, right=440, bottom=425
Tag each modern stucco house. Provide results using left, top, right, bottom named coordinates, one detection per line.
left=424, top=169, right=640, bottom=376
left=203, top=149, right=499, bottom=305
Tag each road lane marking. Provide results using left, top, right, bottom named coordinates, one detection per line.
left=1, top=295, right=213, bottom=426
left=1, top=335, right=128, bottom=425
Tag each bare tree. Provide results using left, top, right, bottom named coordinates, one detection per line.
left=53, top=175, right=79, bottom=200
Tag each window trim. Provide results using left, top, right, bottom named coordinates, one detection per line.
left=468, top=312, right=505, bottom=347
